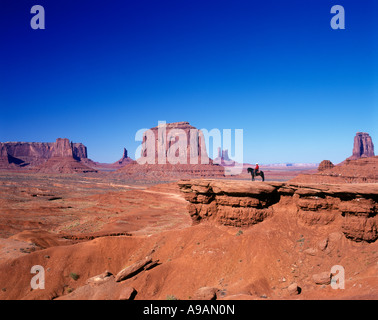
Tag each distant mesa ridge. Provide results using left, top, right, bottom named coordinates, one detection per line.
left=0, top=139, right=87, bottom=167
left=0, top=138, right=132, bottom=173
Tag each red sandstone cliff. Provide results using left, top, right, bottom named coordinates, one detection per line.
left=36, top=138, right=97, bottom=174
left=2, top=140, right=88, bottom=167
left=347, top=132, right=375, bottom=160
left=113, top=122, right=225, bottom=180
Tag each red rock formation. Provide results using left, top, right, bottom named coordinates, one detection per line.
left=318, top=160, right=334, bottom=172
left=213, top=147, right=236, bottom=166
left=36, top=138, right=97, bottom=174
left=348, top=132, right=375, bottom=160
left=2, top=140, right=88, bottom=167
left=114, top=122, right=225, bottom=180
left=291, top=156, right=378, bottom=184
left=81, top=147, right=134, bottom=171
left=179, top=180, right=378, bottom=242
left=140, top=121, right=210, bottom=164
left=0, top=143, right=11, bottom=169
left=291, top=133, right=377, bottom=184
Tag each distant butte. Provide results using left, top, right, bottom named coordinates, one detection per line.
left=36, top=138, right=97, bottom=174
left=347, top=132, right=375, bottom=160
left=291, top=132, right=377, bottom=183
left=81, top=147, right=134, bottom=171
left=112, top=121, right=225, bottom=180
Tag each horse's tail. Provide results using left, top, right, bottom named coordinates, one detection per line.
left=261, top=171, right=265, bottom=182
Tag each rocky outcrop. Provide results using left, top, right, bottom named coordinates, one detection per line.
left=292, top=156, right=378, bottom=184
left=142, top=121, right=210, bottom=164
left=318, top=160, right=334, bottom=172
left=114, top=122, right=225, bottom=180
left=348, top=132, right=375, bottom=160
left=36, top=138, right=97, bottom=174
left=214, top=148, right=235, bottom=166
left=0, top=143, right=11, bottom=169
left=81, top=147, right=134, bottom=172
left=291, top=133, right=376, bottom=184
left=179, top=180, right=378, bottom=242
left=2, top=140, right=88, bottom=167
left=56, top=271, right=137, bottom=300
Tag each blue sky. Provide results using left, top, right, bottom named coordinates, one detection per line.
left=0, top=0, right=377, bottom=164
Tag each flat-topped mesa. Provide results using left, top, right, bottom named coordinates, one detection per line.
left=1, top=139, right=88, bottom=167
left=113, top=122, right=225, bottom=179
left=145, top=121, right=210, bottom=165
left=348, top=132, right=375, bottom=160
left=178, top=180, right=378, bottom=242
left=36, top=138, right=97, bottom=174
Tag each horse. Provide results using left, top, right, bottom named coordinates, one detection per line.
left=247, top=167, right=265, bottom=181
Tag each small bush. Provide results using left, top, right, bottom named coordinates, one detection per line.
left=236, top=230, right=243, bottom=236
left=69, top=272, right=79, bottom=281
left=166, top=295, right=178, bottom=300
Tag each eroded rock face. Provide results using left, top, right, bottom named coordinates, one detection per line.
left=0, top=143, right=10, bottom=169
left=114, top=122, right=225, bottom=179
left=2, top=140, right=88, bottom=166
left=318, top=160, right=334, bottom=172
left=36, top=138, right=97, bottom=174
left=179, top=180, right=280, bottom=227
left=348, top=132, right=375, bottom=160
left=179, top=180, right=378, bottom=242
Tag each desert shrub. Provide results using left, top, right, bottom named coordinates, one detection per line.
left=69, top=272, right=79, bottom=281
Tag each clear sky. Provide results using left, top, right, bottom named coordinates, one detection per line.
left=0, top=0, right=377, bottom=164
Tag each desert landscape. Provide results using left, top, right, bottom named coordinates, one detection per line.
left=0, top=125, right=376, bottom=301
left=1, top=1, right=377, bottom=308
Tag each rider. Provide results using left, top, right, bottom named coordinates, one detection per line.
left=255, top=163, right=259, bottom=174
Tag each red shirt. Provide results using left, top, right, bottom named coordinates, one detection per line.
left=255, top=164, right=259, bottom=171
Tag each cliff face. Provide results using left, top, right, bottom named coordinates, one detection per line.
left=141, top=121, right=210, bottom=165
left=348, top=132, right=375, bottom=160
left=2, top=140, right=88, bottom=166
left=0, top=143, right=11, bottom=169
left=179, top=180, right=378, bottom=243
left=114, top=122, right=225, bottom=180
left=36, top=138, right=97, bottom=174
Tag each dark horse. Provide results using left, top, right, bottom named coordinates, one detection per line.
left=247, top=167, right=265, bottom=181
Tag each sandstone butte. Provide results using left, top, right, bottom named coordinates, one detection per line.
left=347, top=132, right=375, bottom=160
left=112, top=122, right=226, bottom=179
left=291, top=132, right=376, bottom=184
left=36, top=138, right=97, bottom=174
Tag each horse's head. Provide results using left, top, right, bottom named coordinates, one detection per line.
left=247, top=167, right=253, bottom=173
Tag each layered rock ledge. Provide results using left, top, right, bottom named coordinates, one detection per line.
left=178, top=180, right=378, bottom=242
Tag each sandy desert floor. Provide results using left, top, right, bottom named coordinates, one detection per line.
left=0, top=171, right=376, bottom=300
